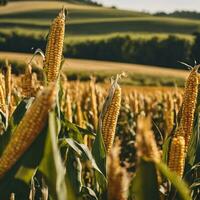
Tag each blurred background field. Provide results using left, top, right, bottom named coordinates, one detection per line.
left=0, top=51, right=186, bottom=86
left=1, top=0, right=200, bottom=86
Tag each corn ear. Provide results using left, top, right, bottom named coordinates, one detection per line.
left=179, top=66, right=199, bottom=152
left=0, top=85, right=56, bottom=178
left=0, top=84, right=6, bottom=114
left=44, top=9, right=65, bottom=82
left=21, top=64, right=33, bottom=98
left=102, top=84, right=121, bottom=153
left=168, top=136, right=185, bottom=177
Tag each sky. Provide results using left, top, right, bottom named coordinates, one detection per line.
left=96, top=0, right=200, bottom=13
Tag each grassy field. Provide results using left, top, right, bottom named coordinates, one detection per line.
left=0, top=51, right=187, bottom=86
left=0, top=1, right=198, bottom=42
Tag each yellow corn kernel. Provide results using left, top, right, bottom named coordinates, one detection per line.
left=44, top=9, right=65, bottom=82
left=168, top=136, right=185, bottom=178
left=0, top=85, right=56, bottom=178
left=179, top=66, right=199, bottom=152
left=102, top=85, right=121, bottom=153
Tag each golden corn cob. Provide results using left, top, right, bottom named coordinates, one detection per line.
left=136, top=115, right=160, bottom=162
left=0, top=73, right=5, bottom=99
left=168, top=136, right=185, bottom=178
left=21, top=65, right=33, bottom=98
left=102, top=84, right=121, bottom=153
left=44, top=9, right=65, bottom=82
left=179, top=66, right=199, bottom=152
left=0, top=85, right=56, bottom=178
left=0, top=84, right=6, bottom=114
left=31, top=72, right=39, bottom=97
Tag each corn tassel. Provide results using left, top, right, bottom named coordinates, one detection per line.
left=44, top=9, right=65, bottom=82
left=102, top=84, right=121, bottom=153
left=168, top=136, right=185, bottom=177
left=0, top=85, right=56, bottom=178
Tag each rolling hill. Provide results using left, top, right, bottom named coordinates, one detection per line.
left=0, top=1, right=197, bottom=41
left=0, top=51, right=187, bottom=86
left=0, top=1, right=193, bottom=86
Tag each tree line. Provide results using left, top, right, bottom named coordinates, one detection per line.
left=1, top=32, right=200, bottom=69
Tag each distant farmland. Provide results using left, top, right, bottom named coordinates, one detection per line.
left=0, top=52, right=187, bottom=86
left=0, top=1, right=197, bottom=42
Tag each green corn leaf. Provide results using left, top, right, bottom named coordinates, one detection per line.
left=0, top=98, right=48, bottom=199
left=15, top=166, right=37, bottom=184
left=59, top=110, right=95, bottom=144
left=0, top=98, right=34, bottom=156
left=69, top=122, right=96, bottom=137
left=156, top=161, right=191, bottom=200
left=63, top=138, right=106, bottom=197
left=81, top=186, right=98, bottom=200
left=65, top=173, right=78, bottom=200
left=129, top=158, right=160, bottom=200
left=162, top=135, right=171, bottom=164
left=39, top=112, right=67, bottom=200
left=66, top=148, right=82, bottom=197
left=92, top=130, right=106, bottom=176
left=65, top=138, right=106, bottom=181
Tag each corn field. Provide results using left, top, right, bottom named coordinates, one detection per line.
left=0, top=9, right=200, bottom=200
